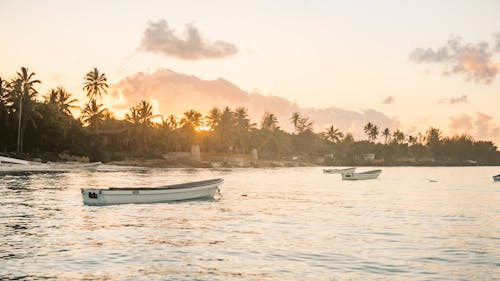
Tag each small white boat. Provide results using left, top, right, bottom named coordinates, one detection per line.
left=341, top=169, right=382, bottom=180
left=0, top=156, right=30, bottom=165
left=0, top=156, right=101, bottom=174
left=81, top=178, right=224, bottom=206
left=323, top=167, right=356, bottom=174
left=493, top=174, right=500, bottom=182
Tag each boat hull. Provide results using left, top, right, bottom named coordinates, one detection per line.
left=81, top=179, right=223, bottom=206
left=341, top=170, right=382, bottom=180
left=0, top=162, right=101, bottom=174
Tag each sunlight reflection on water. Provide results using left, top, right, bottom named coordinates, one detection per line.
left=1, top=166, right=500, bottom=280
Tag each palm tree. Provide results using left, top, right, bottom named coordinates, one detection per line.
left=425, top=127, right=442, bottom=157
left=425, top=127, right=442, bottom=146
left=218, top=107, right=234, bottom=130
left=234, top=107, right=253, bottom=131
left=0, top=77, right=11, bottom=147
left=290, top=112, right=313, bottom=133
left=45, top=87, right=79, bottom=115
left=363, top=122, right=374, bottom=140
left=56, top=87, right=79, bottom=115
left=299, top=116, right=313, bottom=133
left=408, top=135, right=417, bottom=146
left=261, top=111, right=279, bottom=131
left=81, top=99, right=107, bottom=129
left=368, top=125, right=379, bottom=142
left=126, top=100, right=155, bottom=151
left=83, top=67, right=108, bottom=101
left=215, top=107, right=235, bottom=151
left=125, top=106, right=140, bottom=125
left=205, top=107, right=221, bottom=130
left=290, top=112, right=301, bottom=133
left=136, top=100, right=154, bottom=127
left=392, top=129, right=405, bottom=144
left=10, top=67, right=41, bottom=153
left=324, top=125, right=344, bottom=143
left=233, top=107, right=254, bottom=152
left=0, top=77, right=10, bottom=120
left=45, top=88, right=59, bottom=104
left=382, top=128, right=391, bottom=144
left=165, top=114, right=177, bottom=130
left=180, top=109, right=202, bottom=129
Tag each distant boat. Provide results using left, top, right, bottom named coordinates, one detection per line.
left=81, top=178, right=224, bottom=206
left=341, top=169, right=382, bottom=180
left=323, top=167, right=356, bottom=174
left=494, top=174, right=500, bottom=182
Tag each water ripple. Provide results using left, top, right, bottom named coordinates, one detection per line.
left=1, top=166, right=499, bottom=280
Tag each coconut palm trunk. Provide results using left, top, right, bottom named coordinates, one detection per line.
left=17, top=93, right=22, bottom=153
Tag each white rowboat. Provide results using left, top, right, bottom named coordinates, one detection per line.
left=81, top=178, right=224, bottom=206
left=341, top=169, right=382, bottom=180
left=0, top=161, right=101, bottom=174
left=0, top=156, right=30, bottom=165
left=323, top=167, right=356, bottom=174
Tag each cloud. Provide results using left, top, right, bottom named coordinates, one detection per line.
left=438, top=94, right=469, bottom=104
left=449, top=112, right=500, bottom=143
left=474, top=112, right=500, bottom=140
left=139, top=19, right=238, bottom=60
left=382, top=96, right=395, bottom=104
left=410, top=35, right=499, bottom=84
left=109, top=68, right=399, bottom=139
left=449, top=114, right=473, bottom=132
left=448, top=95, right=469, bottom=104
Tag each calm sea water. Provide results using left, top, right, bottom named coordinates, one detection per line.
left=1, top=166, right=499, bottom=280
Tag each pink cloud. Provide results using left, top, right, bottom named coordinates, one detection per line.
left=109, top=68, right=400, bottom=139
left=410, top=35, right=499, bottom=84
left=449, top=112, right=500, bottom=144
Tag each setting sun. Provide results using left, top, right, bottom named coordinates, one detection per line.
left=196, top=125, right=211, bottom=131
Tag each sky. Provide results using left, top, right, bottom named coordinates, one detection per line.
left=1, top=0, right=499, bottom=143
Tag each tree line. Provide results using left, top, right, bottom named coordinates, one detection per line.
left=0, top=67, right=499, bottom=165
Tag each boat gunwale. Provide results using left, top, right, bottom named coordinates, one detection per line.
left=323, top=167, right=355, bottom=172
left=345, top=169, right=382, bottom=175
left=105, top=178, right=224, bottom=191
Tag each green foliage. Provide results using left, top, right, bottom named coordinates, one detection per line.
left=290, top=112, right=313, bottom=134
left=261, top=111, right=279, bottom=131
left=81, top=99, right=107, bottom=129
left=83, top=67, right=108, bottom=101
left=0, top=67, right=498, bottom=165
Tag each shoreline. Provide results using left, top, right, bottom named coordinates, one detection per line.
left=2, top=153, right=497, bottom=169
left=106, top=158, right=496, bottom=168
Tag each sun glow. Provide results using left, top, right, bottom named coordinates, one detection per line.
left=151, top=115, right=163, bottom=124
left=196, top=125, right=211, bottom=131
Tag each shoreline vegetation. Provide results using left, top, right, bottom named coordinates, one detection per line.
left=1, top=67, right=499, bottom=168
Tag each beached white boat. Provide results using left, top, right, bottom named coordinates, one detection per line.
left=341, top=169, right=382, bottom=180
left=493, top=174, right=500, bottom=182
left=323, top=167, right=356, bottom=174
left=0, top=156, right=30, bottom=165
left=0, top=156, right=101, bottom=173
left=81, top=178, right=224, bottom=206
